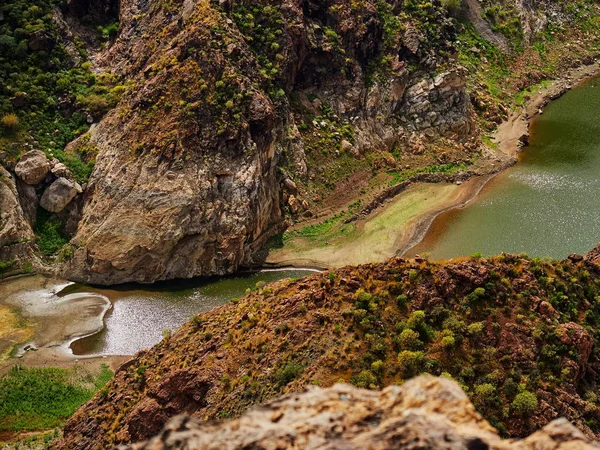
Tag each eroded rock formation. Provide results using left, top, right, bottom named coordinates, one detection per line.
left=0, top=166, right=36, bottom=266
left=121, top=377, right=598, bottom=450
left=58, top=0, right=477, bottom=284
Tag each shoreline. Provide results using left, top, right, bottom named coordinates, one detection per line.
left=0, top=275, right=131, bottom=373
left=267, top=58, right=600, bottom=269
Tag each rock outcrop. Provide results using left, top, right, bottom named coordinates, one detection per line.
left=51, top=0, right=478, bottom=285
left=121, top=377, right=598, bottom=450
left=0, top=166, right=36, bottom=265
left=55, top=252, right=600, bottom=449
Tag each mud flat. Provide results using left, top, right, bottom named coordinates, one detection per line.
left=267, top=178, right=489, bottom=268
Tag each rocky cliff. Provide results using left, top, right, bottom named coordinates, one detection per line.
left=0, top=166, right=36, bottom=271
left=2, top=0, right=600, bottom=283
left=54, top=249, right=600, bottom=449
left=59, top=0, right=477, bottom=284
left=121, top=376, right=599, bottom=450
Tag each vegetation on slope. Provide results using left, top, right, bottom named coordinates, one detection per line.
left=0, top=0, right=120, bottom=182
left=57, top=250, right=600, bottom=448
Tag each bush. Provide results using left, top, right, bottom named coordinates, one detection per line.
left=474, top=383, right=496, bottom=404
left=398, top=329, right=421, bottom=350
left=512, top=391, right=538, bottom=417
left=352, top=370, right=378, bottom=389
left=275, top=362, right=304, bottom=387
left=397, top=350, right=424, bottom=377
left=441, top=0, right=462, bottom=12
left=34, top=211, right=69, bottom=256
left=1, top=113, right=19, bottom=132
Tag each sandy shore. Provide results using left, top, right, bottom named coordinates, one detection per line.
left=268, top=60, right=600, bottom=269
left=494, top=60, right=600, bottom=157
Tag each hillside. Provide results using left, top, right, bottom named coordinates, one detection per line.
left=54, top=247, right=600, bottom=449
left=2, top=0, right=600, bottom=283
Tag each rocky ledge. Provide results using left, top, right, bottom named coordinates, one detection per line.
left=122, top=376, right=598, bottom=450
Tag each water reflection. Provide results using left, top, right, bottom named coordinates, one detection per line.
left=68, top=269, right=316, bottom=356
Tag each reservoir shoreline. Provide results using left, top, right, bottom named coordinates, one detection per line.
left=267, top=59, right=600, bottom=268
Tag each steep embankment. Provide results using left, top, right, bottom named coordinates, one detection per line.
left=55, top=247, right=600, bottom=449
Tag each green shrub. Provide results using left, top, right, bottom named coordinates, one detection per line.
left=512, top=391, right=538, bottom=417
left=474, top=383, right=496, bottom=404
left=352, top=369, right=378, bottom=389
left=397, top=350, right=424, bottom=377
left=34, top=211, right=69, bottom=256
left=398, top=329, right=422, bottom=350
left=275, top=362, right=304, bottom=387
left=441, top=0, right=462, bottom=13
left=440, top=334, right=456, bottom=349
left=0, top=259, right=15, bottom=275
left=467, top=322, right=485, bottom=336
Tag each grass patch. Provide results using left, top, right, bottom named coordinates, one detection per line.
left=283, top=212, right=356, bottom=247
left=388, top=163, right=467, bottom=187
left=33, top=210, right=69, bottom=256
left=0, top=365, right=113, bottom=432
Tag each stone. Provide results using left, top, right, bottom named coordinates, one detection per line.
left=40, top=177, right=82, bottom=213
left=341, top=139, right=353, bottom=152
left=282, top=178, right=297, bottom=193
left=50, top=161, right=73, bottom=179
left=288, top=195, right=300, bottom=214
left=120, top=376, right=599, bottom=450
left=14, top=150, right=50, bottom=185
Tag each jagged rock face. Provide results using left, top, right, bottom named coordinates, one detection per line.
left=122, top=377, right=598, bottom=450
left=61, top=1, right=284, bottom=284
left=55, top=253, right=600, bottom=449
left=0, top=167, right=36, bottom=264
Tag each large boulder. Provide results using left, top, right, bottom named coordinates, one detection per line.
left=14, top=150, right=50, bottom=185
left=40, top=177, right=82, bottom=213
left=120, top=376, right=598, bottom=450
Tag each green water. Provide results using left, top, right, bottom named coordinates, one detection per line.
left=66, top=269, right=315, bottom=356
left=408, top=77, right=600, bottom=260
